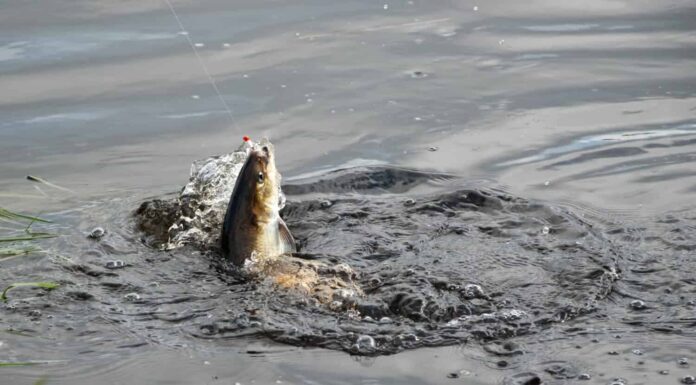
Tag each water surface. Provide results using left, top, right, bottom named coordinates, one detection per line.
left=1, top=0, right=695, bottom=384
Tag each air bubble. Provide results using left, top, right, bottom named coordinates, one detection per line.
left=683, top=376, right=696, bottom=385
left=354, top=335, right=376, bottom=350
left=541, top=226, right=550, bottom=235
left=88, top=227, right=105, bottom=239
left=463, top=284, right=485, bottom=299
left=124, top=292, right=141, bottom=302
left=629, top=300, right=647, bottom=310
left=578, top=373, right=591, bottom=380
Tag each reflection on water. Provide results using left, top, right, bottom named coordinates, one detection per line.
left=498, top=122, right=696, bottom=167
left=1, top=0, right=696, bottom=383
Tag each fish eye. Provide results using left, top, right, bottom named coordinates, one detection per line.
left=257, top=172, right=264, bottom=184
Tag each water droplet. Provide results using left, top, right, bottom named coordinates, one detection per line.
left=194, top=43, right=205, bottom=48
left=178, top=31, right=189, bottom=36
left=306, top=98, right=313, bottom=103
left=544, top=180, right=550, bottom=186
left=632, top=349, right=643, bottom=355
left=683, top=376, right=696, bottom=385
left=498, top=39, right=505, bottom=45
left=242, top=74, right=249, bottom=78
left=223, top=43, right=231, bottom=48
left=379, top=317, right=392, bottom=324
left=191, top=94, right=200, bottom=100
left=383, top=4, right=389, bottom=10
left=473, top=5, right=479, bottom=11
left=578, top=373, right=591, bottom=380
left=541, top=226, right=550, bottom=235
left=105, top=260, right=126, bottom=269
left=280, top=84, right=287, bottom=88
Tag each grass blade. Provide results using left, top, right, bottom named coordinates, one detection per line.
left=2, top=282, right=60, bottom=302
left=0, top=362, right=39, bottom=367
left=0, top=246, right=40, bottom=258
left=26, top=175, right=74, bottom=193
left=0, top=208, right=51, bottom=224
left=0, top=234, right=57, bottom=243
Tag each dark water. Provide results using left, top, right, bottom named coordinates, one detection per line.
left=2, top=0, right=696, bottom=384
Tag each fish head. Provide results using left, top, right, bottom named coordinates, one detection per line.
left=243, top=140, right=281, bottom=224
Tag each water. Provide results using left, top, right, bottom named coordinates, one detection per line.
left=1, top=0, right=696, bottom=384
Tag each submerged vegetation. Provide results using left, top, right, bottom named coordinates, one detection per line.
left=0, top=207, right=55, bottom=254
left=0, top=207, right=59, bottom=301
left=1, top=282, right=60, bottom=302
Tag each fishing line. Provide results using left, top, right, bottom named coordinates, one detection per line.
left=162, top=0, right=238, bottom=129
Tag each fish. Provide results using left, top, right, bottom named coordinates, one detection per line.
left=221, top=139, right=296, bottom=265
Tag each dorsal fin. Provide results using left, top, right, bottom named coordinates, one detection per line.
left=277, top=217, right=296, bottom=253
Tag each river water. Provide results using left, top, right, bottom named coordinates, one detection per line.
left=1, top=1, right=695, bottom=384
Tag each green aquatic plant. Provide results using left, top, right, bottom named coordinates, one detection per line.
left=1, top=282, right=60, bottom=302
left=0, top=233, right=56, bottom=243
left=0, top=208, right=51, bottom=224
left=0, top=361, right=39, bottom=367
left=0, top=246, right=40, bottom=259
left=0, top=207, right=56, bottom=247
